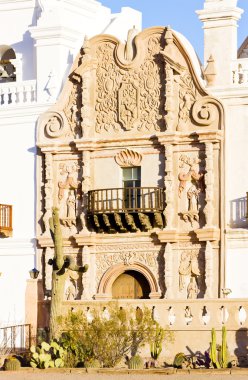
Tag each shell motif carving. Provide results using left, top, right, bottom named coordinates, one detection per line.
left=45, top=112, right=66, bottom=138
left=115, top=149, right=142, bottom=167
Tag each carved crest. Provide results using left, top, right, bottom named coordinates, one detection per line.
left=118, top=81, right=139, bottom=130
left=115, top=149, right=142, bottom=167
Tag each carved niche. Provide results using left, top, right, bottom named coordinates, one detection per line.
left=57, top=161, right=81, bottom=228
left=178, top=153, right=205, bottom=226
left=178, top=244, right=205, bottom=299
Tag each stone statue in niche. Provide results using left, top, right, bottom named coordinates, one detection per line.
left=179, top=250, right=200, bottom=296
left=64, top=269, right=79, bottom=301
left=58, top=162, right=81, bottom=228
left=187, top=276, right=199, bottom=299
left=178, top=154, right=204, bottom=226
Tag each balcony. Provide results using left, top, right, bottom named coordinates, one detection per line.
left=87, top=187, right=165, bottom=233
left=0, top=204, right=13, bottom=237
left=0, top=80, right=37, bottom=107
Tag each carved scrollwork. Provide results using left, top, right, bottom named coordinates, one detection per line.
left=191, top=97, right=220, bottom=127
left=114, top=149, right=142, bottom=167
left=45, top=112, right=66, bottom=138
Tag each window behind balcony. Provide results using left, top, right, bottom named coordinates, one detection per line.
left=122, top=167, right=141, bottom=210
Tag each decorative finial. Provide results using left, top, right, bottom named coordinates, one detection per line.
left=204, top=54, right=217, bottom=86
left=83, top=35, right=90, bottom=55
left=165, top=26, right=173, bottom=45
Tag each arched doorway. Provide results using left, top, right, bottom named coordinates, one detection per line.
left=112, top=270, right=150, bottom=299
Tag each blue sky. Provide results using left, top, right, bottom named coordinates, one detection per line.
left=100, top=0, right=248, bottom=61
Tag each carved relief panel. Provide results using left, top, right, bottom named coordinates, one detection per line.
left=94, top=33, right=166, bottom=135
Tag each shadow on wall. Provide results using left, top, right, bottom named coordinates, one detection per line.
left=229, top=197, right=247, bottom=228
left=235, top=328, right=248, bottom=367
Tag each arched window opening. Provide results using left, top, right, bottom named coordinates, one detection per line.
left=0, top=45, right=16, bottom=82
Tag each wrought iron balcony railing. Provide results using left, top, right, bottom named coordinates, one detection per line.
left=0, top=204, right=13, bottom=237
left=88, top=187, right=165, bottom=214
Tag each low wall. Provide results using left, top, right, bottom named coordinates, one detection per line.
left=37, top=298, right=248, bottom=364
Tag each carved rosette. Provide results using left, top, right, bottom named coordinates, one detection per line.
left=163, top=144, right=174, bottom=228
left=115, top=149, right=142, bottom=167
left=204, top=142, right=214, bottom=227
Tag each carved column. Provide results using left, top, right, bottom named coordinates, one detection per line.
left=204, top=142, right=214, bottom=227
left=45, top=247, right=53, bottom=296
left=205, top=241, right=214, bottom=298
left=43, top=153, right=53, bottom=235
left=163, top=144, right=174, bottom=229
left=81, top=245, right=91, bottom=299
left=164, top=243, right=173, bottom=298
left=80, top=151, right=91, bottom=233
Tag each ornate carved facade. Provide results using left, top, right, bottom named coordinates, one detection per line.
left=37, top=26, right=224, bottom=303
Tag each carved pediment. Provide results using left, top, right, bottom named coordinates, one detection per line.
left=37, top=26, right=224, bottom=144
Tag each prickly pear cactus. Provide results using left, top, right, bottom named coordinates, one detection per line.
left=49, top=207, right=88, bottom=340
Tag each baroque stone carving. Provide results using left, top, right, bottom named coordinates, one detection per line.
left=115, top=149, right=142, bottom=167
left=43, top=153, right=54, bottom=235
left=118, top=81, right=139, bottom=130
left=204, top=142, right=214, bottom=227
left=205, top=241, right=214, bottom=298
left=95, top=35, right=165, bottom=134
left=178, top=154, right=204, bottom=225
left=163, top=145, right=174, bottom=228
left=96, top=250, right=158, bottom=283
left=177, top=72, right=198, bottom=131
left=58, top=162, right=80, bottom=201
left=64, top=269, right=79, bottom=300
left=45, top=113, right=65, bottom=138
left=64, top=83, right=82, bottom=138
left=94, top=243, right=160, bottom=253
left=178, top=250, right=200, bottom=292
left=191, top=97, right=219, bottom=127
left=164, top=243, right=173, bottom=298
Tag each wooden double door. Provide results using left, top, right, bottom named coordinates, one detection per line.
left=112, top=270, right=150, bottom=299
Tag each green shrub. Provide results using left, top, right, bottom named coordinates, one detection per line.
left=58, top=304, right=172, bottom=368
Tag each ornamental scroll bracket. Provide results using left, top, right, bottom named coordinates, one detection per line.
left=43, top=112, right=68, bottom=139
left=191, top=97, right=222, bottom=128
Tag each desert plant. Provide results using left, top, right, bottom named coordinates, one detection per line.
left=59, top=304, right=171, bottom=368
left=30, top=341, right=65, bottom=369
left=84, top=358, right=101, bottom=368
left=49, top=207, right=88, bottom=340
left=3, top=357, right=21, bottom=371
left=209, top=327, right=229, bottom=369
left=173, top=352, right=186, bottom=368
left=150, top=324, right=164, bottom=360
left=128, top=355, right=144, bottom=369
